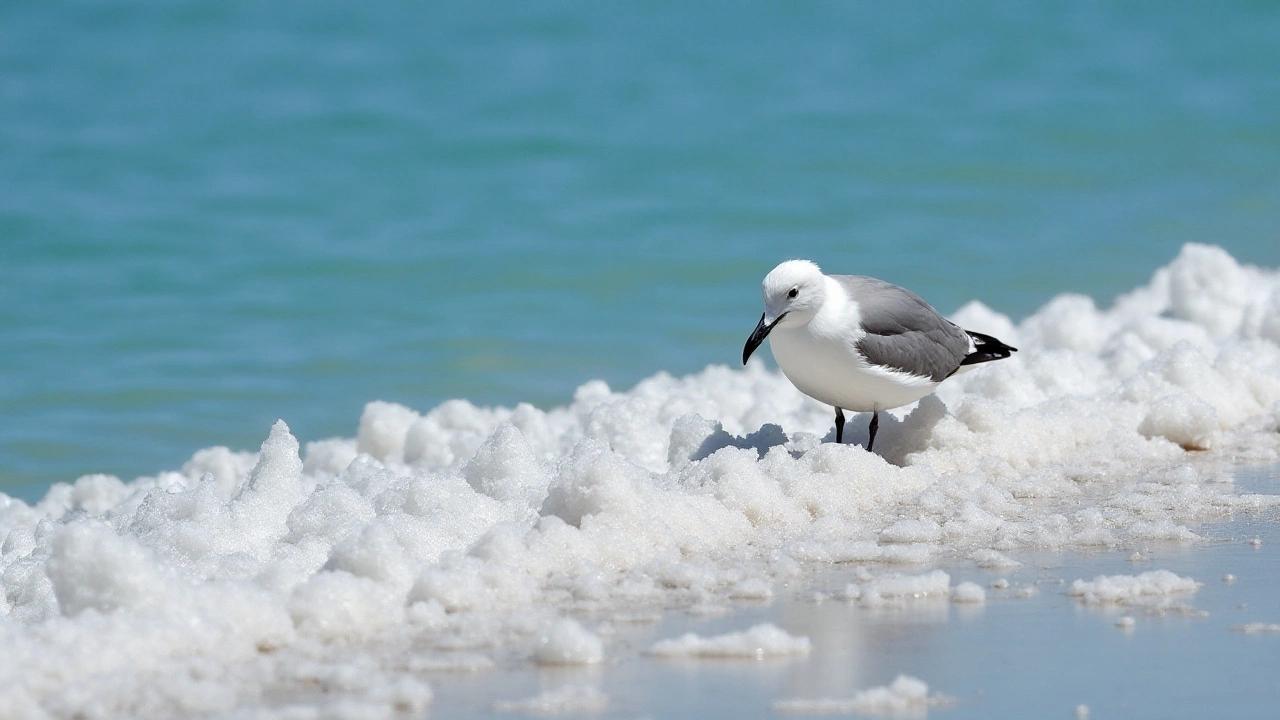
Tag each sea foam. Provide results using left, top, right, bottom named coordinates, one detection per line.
left=2, top=244, right=1280, bottom=718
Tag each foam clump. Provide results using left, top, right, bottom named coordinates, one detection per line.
left=493, top=684, right=610, bottom=715
left=845, top=570, right=952, bottom=608
left=971, top=549, right=1020, bottom=569
left=1, top=245, right=1279, bottom=716
left=1230, top=622, right=1280, bottom=634
left=952, top=581, right=986, bottom=604
left=648, top=623, right=811, bottom=658
left=773, top=675, right=942, bottom=715
left=1068, top=570, right=1202, bottom=605
left=462, top=423, right=549, bottom=509
left=533, top=619, right=605, bottom=665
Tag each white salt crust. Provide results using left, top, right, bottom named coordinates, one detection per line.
left=493, top=684, right=609, bottom=715
left=952, top=581, right=987, bottom=604
left=773, top=675, right=943, bottom=715
left=971, top=549, right=1020, bottom=569
left=1232, top=623, right=1280, bottom=634
left=1068, top=570, right=1202, bottom=605
left=845, top=570, right=952, bottom=608
left=1, top=244, right=1279, bottom=718
left=532, top=619, right=604, bottom=665
left=648, top=623, right=811, bottom=658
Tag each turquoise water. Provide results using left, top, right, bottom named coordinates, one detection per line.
left=2, top=2, right=1278, bottom=495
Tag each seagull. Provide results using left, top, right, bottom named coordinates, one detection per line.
left=742, top=260, right=1016, bottom=452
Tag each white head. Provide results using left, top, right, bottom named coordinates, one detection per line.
left=742, top=259, right=827, bottom=364
left=761, top=259, right=827, bottom=327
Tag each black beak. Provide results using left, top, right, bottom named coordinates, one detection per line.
left=743, top=312, right=784, bottom=364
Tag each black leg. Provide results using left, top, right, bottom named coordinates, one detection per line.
left=834, top=407, right=845, bottom=444
left=867, top=411, right=879, bottom=452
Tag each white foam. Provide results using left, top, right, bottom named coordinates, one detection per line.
left=493, top=684, right=609, bottom=715
left=971, top=549, right=1021, bottom=569
left=1, top=244, right=1279, bottom=716
left=846, top=570, right=952, bottom=608
left=1232, top=622, right=1280, bottom=634
left=773, top=675, right=941, bottom=715
left=404, top=652, right=494, bottom=672
left=532, top=619, right=604, bottom=665
left=952, top=581, right=986, bottom=604
left=648, top=623, right=811, bottom=658
left=1068, top=570, right=1202, bottom=605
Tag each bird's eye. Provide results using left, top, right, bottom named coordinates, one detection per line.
left=788, top=287, right=799, bottom=299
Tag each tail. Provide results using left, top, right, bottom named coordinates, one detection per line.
left=959, top=330, right=1017, bottom=367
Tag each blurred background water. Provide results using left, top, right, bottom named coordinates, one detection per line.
left=2, top=2, right=1278, bottom=497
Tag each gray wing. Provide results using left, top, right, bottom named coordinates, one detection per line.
left=833, top=275, right=970, bottom=382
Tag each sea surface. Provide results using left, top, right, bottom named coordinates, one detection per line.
left=2, top=2, right=1279, bottom=496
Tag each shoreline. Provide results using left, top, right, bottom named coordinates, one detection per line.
left=425, top=462, right=1279, bottom=719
